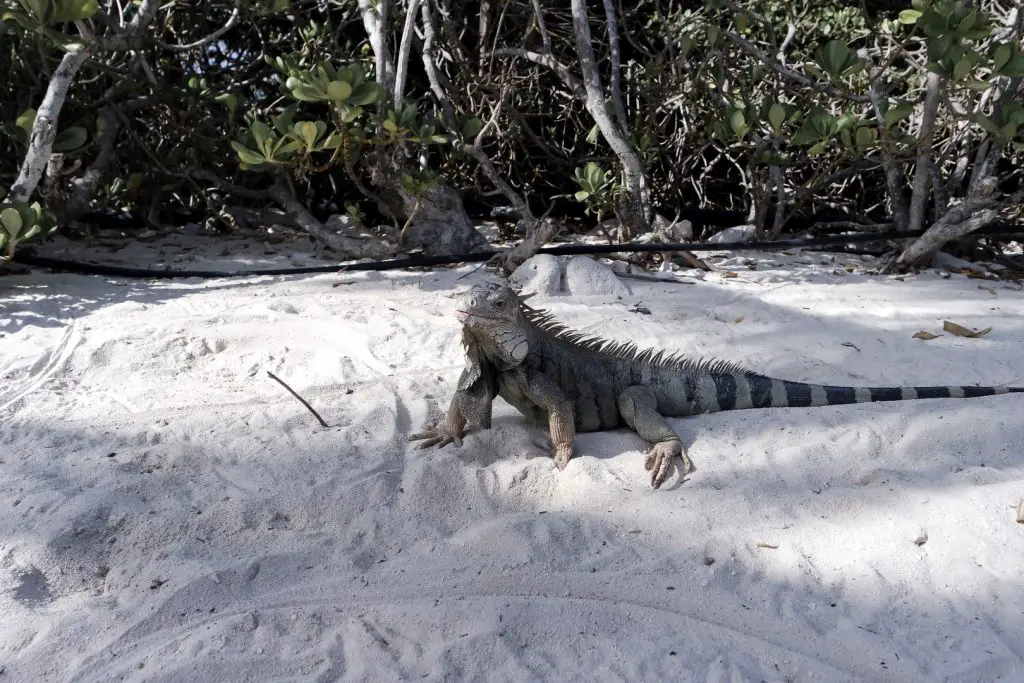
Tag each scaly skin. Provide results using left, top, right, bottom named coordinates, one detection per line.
left=411, top=281, right=1024, bottom=489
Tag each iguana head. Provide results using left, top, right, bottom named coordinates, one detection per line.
left=457, top=281, right=530, bottom=368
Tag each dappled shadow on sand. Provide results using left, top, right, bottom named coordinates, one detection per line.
left=3, top=261, right=1024, bottom=681
left=2, top=398, right=1023, bottom=682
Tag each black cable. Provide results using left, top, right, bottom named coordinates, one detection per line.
left=10, top=225, right=1024, bottom=280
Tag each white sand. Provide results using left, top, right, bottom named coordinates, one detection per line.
left=2, top=234, right=1023, bottom=682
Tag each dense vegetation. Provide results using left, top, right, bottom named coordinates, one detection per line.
left=1, top=0, right=1022, bottom=271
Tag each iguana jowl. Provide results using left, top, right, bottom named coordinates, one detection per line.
left=410, top=281, right=1023, bottom=489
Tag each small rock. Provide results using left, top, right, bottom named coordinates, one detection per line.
left=564, top=255, right=631, bottom=297
left=509, top=254, right=565, bottom=296
left=707, top=224, right=757, bottom=244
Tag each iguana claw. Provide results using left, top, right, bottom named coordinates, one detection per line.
left=644, top=439, right=693, bottom=489
left=409, top=421, right=464, bottom=449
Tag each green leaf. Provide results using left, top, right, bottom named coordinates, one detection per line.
left=993, top=43, right=1013, bottom=74
left=585, top=123, right=600, bottom=145
left=15, top=108, right=36, bottom=141
left=126, top=172, right=144, bottom=190
left=213, top=93, right=238, bottom=117
left=706, top=25, right=720, bottom=47
left=971, top=114, right=1002, bottom=137
left=382, top=119, right=398, bottom=133
left=51, top=0, right=98, bottom=22
left=272, top=103, right=299, bottom=135
left=321, top=133, right=343, bottom=150
left=817, top=39, right=850, bottom=77
left=230, top=141, right=269, bottom=166
left=339, top=106, right=362, bottom=124
left=728, top=108, right=747, bottom=138
left=250, top=120, right=274, bottom=156
left=348, top=83, right=382, bottom=106
left=327, top=80, right=352, bottom=102
left=855, top=126, right=877, bottom=148
left=883, top=101, right=915, bottom=127
left=768, top=103, right=786, bottom=132
left=898, top=9, right=921, bottom=24
left=290, top=84, right=325, bottom=102
left=0, top=207, right=24, bottom=239
left=460, top=117, right=484, bottom=140
left=834, top=113, right=858, bottom=133
left=53, top=125, right=87, bottom=152
left=999, top=54, right=1024, bottom=78
left=574, top=190, right=590, bottom=202
left=295, top=121, right=319, bottom=150
left=791, top=107, right=836, bottom=145
left=808, top=141, right=828, bottom=156
left=276, top=139, right=303, bottom=156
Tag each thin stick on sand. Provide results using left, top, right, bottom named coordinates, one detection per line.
left=267, top=371, right=330, bottom=428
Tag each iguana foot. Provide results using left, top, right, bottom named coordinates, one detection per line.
left=409, top=421, right=464, bottom=449
left=552, top=442, right=573, bottom=470
left=644, top=439, right=693, bottom=489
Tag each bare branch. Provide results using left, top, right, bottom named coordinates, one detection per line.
left=907, top=71, right=944, bottom=234
left=491, top=47, right=586, bottom=98
left=897, top=181, right=1024, bottom=268
left=357, top=0, right=395, bottom=95
left=394, top=0, right=423, bottom=108
left=154, top=4, right=240, bottom=52
left=602, top=0, right=629, bottom=135
left=7, top=47, right=92, bottom=204
left=570, top=0, right=651, bottom=234
left=529, top=0, right=551, bottom=52
left=868, top=79, right=910, bottom=230
left=722, top=31, right=870, bottom=103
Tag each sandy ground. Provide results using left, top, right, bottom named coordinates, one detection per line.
left=2, top=232, right=1023, bottom=682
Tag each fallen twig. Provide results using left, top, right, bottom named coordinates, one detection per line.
left=1016, top=499, right=1023, bottom=524
left=267, top=371, right=329, bottom=428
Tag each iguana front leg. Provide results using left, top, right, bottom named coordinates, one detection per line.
left=505, top=366, right=576, bottom=469
left=410, top=365, right=497, bottom=449
left=617, top=385, right=695, bottom=488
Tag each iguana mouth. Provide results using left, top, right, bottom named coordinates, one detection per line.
left=456, top=310, right=502, bottom=320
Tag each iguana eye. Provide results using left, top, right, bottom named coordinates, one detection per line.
left=494, top=300, right=506, bottom=308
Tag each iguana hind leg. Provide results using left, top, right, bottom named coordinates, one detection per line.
left=617, top=385, right=695, bottom=489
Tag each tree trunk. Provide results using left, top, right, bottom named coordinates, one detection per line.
left=569, top=0, right=651, bottom=239
left=8, top=47, right=92, bottom=205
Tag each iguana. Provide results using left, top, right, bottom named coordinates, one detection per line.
left=410, top=280, right=1023, bottom=489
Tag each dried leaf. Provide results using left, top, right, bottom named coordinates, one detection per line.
left=942, top=320, right=992, bottom=338
left=756, top=542, right=779, bottom=549
left=734, top=316, right=744, bottom=323
left=721, top=271, right=738, bottom=279
left=913, top=330, right=941, bottom=340
left=1017, top=499, right=1024, bottom=524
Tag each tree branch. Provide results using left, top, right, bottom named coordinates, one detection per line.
left=601, top=0, right=629, bottom=135
left=357, top=0, right=395, bottom=96
left=393, top=0, right=422, bottom=108
left=907, top=71, right=944, bottom=234
left=7, top=47, right=92, bottom=204
left=491, top=47, right=586, bottom=99
left=722, top=30, right=870, bottom=103
left=153, top=4, right=240, bottom=52
left=896, top=181, right=1023, bottom=268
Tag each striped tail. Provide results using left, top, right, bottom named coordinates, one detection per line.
left=719, top=373, right=1024, bottom=412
